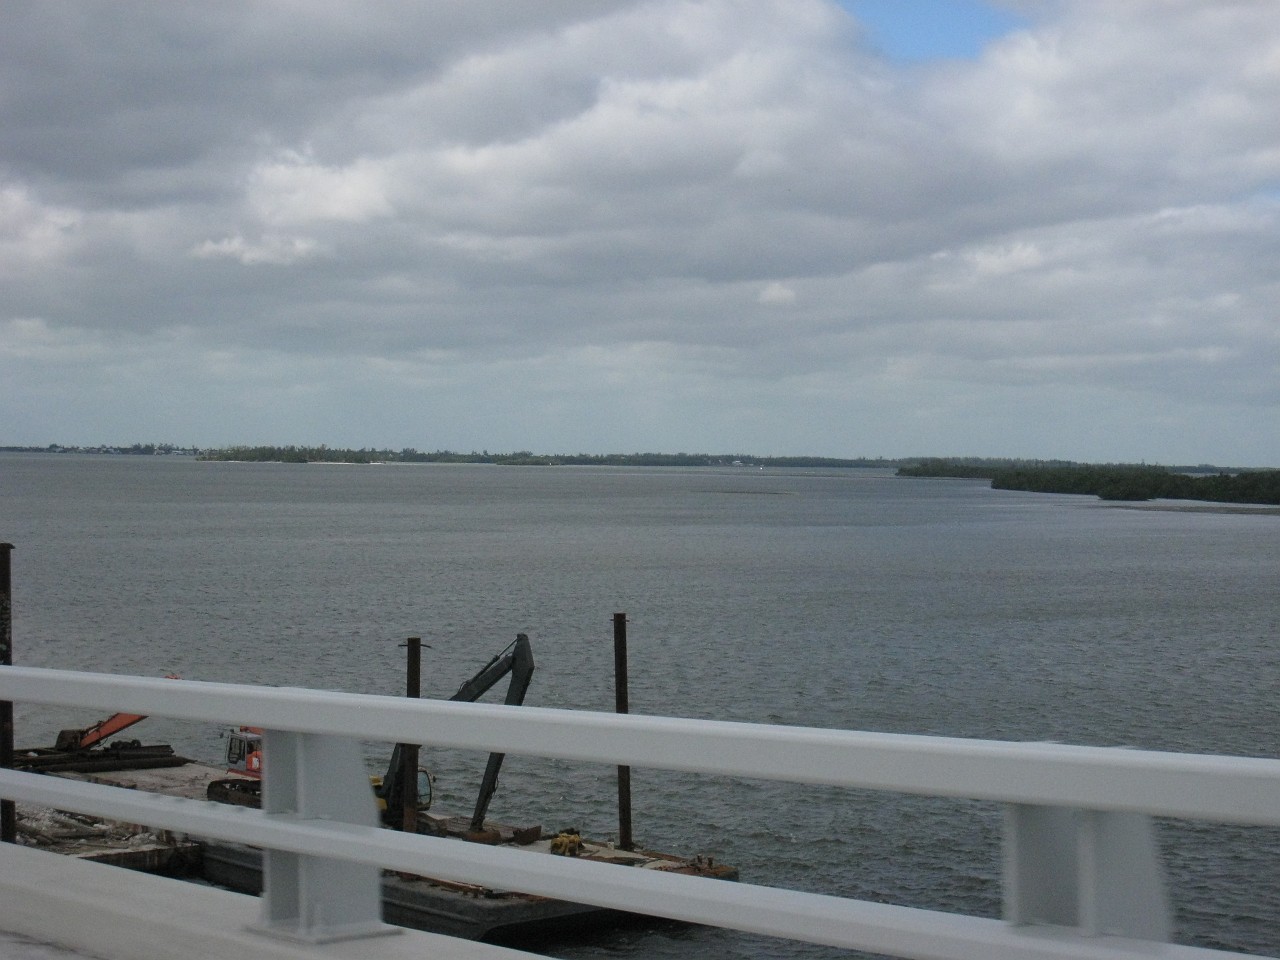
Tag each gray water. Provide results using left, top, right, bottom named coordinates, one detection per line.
left=2, top=454, right=1277, bottom=957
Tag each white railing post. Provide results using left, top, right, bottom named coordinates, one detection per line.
left=253, top=729, right=397, bottom=943
left=1004, top=804, right=1170, bottom=941
left=1077, top=809, right=1170, bottom=939
left=1004, top=804, right=1079, bottom=927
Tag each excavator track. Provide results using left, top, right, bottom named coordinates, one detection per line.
left=206, top=778, right=262, bottom=807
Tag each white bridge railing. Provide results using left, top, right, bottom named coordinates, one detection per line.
left=1, top=666, right=1278, bottom=959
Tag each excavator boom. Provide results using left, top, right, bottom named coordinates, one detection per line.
left=55, top=712, right=148, bottom=751
left=448, top=633, right=535, bottom=832
left=53, top=675, right=179, bottom=751
left=375, top=634, right=534, bottom=832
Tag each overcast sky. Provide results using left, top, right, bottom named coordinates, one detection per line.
left=3, top=1, right=1277, bottom=464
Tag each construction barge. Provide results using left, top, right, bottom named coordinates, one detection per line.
left=15, top=757, right=733, bottom=942
left=9, top=632, right=737, bottom=943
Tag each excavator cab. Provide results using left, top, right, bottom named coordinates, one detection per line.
left=224, top=727, right=263, bottom=777
left=373, top=745, right=433, bottom=821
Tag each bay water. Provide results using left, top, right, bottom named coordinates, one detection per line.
left=2, top=454, right=1277, bottom=958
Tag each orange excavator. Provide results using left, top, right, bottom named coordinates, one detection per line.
left=17, top=675, right=186, bottom=773
left=222, top=725, right=264, bottom=778
left=53, top=710, right=152, bottom=751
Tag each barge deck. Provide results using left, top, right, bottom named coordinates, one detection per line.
left=18, top=760, right=736, bottom=943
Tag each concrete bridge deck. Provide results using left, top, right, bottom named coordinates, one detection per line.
left=0, top=844, right=541, bottom=960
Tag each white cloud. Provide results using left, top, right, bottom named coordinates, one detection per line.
left=0, top=187, right=83, bottom=277
left=0, top=317, right=105, bottom=362
left=247, top=150, right=394, bottom=226
left=935, top=0, right=1280, bottom=199
left=191, top=233, right=322, bottom=266
left=962, top=241, right=1044, bottom=277
left=2, top=0, right=1279, bottom=462
left=758, top=282, right=797, bottom=305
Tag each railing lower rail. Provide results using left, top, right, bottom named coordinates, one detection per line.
left=1, top=666, right=1277, bottom=959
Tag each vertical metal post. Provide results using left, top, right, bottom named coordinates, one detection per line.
left=401, top=637, right=421, bottom=833
left=255, top=730, right=393, bottom=943
left=613, top=612, right=633, bottom=851
left=0, top=543, right=14, bottom=844
left=1004, top=803, right=1170, bottom=941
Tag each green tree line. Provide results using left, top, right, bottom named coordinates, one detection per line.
left=898, top=460, right=1280, bottom=505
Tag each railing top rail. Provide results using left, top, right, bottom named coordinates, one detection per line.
left=3, top=665, right=1279, bottom=825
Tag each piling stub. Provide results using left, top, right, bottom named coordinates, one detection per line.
left=401, top=636, right=422, bottom=834
left=2, top=542, right=15, bottom=844
left=613, top=612, right=633, bottom=851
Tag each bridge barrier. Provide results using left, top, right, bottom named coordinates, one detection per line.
left=1, top=666, right=1277, bottom=959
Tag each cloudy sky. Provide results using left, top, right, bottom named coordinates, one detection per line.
left=3, top=1, right=1278, bottom=464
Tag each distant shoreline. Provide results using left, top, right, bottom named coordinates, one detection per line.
left=5, top=445, right=1271, bottom=473
left=7, top=447, right=1280, bottom=510
left=1, top=444, right=899, bottom=470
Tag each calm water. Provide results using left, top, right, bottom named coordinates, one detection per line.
left=2, top=454, right=1278, bottom=957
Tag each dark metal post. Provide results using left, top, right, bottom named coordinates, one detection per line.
left=401, top=637, right=421, bottom=833
left=1, top=543, right=15, bottom=844
left=613, top=612, right=633, bottom=850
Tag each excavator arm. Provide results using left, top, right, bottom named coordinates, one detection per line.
left=373, top=634, right=535, bottom=829
left=448, top=633, right=535, bottom=832
left=55, top=711, right=148, bottom=751
left=53, top=674, right=180, bottom=750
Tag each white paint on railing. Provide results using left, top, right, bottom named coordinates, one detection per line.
left=4, top=668, right=1277, bottom=824
left=2, top=666, right=1278, bottom=960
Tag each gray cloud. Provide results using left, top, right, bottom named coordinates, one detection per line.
left=2, top=0, right=1278, bottom=462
